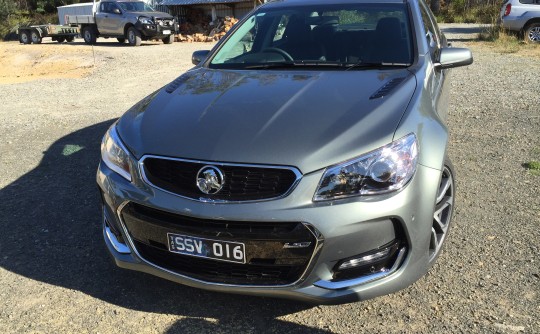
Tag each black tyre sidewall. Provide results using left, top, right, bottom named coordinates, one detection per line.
left=127, top=27, right=141, bottom=46
left=83, top=27, right=96, bottom=45
left=525, top=23, right=540, bottom=44
left=31, top=31, right=42, bottom=44
left=162, top=34, right=174, bottom=44
left=20, top=31, right=30, bottom=44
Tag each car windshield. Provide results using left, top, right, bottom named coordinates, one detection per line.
left=209, top=3, right=413, bottom=69
left=117, top=1, right=155, bottom=12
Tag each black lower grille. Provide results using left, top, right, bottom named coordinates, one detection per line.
left=141, top=157, right=299, bottom=201
left=134, top=241, right=304, bottom=285
left=121, top=203, right=317, bottom=285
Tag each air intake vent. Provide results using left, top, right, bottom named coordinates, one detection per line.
left=370, top=77, right=406, bottom=99
left=165, top=76, right=188, bottom=94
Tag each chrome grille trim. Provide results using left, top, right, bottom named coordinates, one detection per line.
left=138, top=155, right=303, bottom=203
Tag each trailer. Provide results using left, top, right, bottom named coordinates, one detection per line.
left=18, top=24, right=80, bottom=44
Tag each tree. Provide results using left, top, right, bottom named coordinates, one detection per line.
left=430, top=0, right=441, bottom=14
left=0, top=0, right=17, bottom=20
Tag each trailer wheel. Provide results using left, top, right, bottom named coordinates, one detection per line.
left=127, top=27, right=141, bottom=46
left=162, top=34, right=174, bottom=44
left=20, top=30, right=31, bottom=44
left=30, top=30, right=42, bottom=44
left=117, top=37, right=126, bottom=43
left=82, top=26, right=96, bottom=45
left=66, top=36, right=75, bottom=43
left=57, top=37, right=66, bottom=43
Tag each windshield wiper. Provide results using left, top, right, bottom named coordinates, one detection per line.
left=344, top=62, right=411, bottom=71
left=244, top=62, right=296, bottom=69
left=244, top=61, right=346, bottom=70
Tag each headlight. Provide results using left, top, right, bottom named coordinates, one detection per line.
left=139, top=16, right=154, bottom=25
left=313, top=133, right=418, bottom=201
left=101, top=124, right=132, bottom=181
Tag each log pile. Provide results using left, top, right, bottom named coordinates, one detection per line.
left=176, top=16, right=239, bottom=43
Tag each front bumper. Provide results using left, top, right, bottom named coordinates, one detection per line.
left=136, top=21, right=178, bottom=39
left=97, top=160, right=441, bottom=304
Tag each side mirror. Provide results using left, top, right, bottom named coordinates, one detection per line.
left=113, top=8, right=121, bottom=14
left=192, top=50, right=210, bottom=66
left=435, top=48, right=473, bottom=69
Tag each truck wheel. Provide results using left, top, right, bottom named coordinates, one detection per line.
left=117, top=37, right=126, bottom=44
left=57, top=37, right=66, bottom=43
left=127, top=27, right=141, bottom=46
left=31, top=30, right=42, bottom=44
left=162, top=34, right=174, bottom=44
left=66, top=36, right=75, bottom=43
left=82, top=26, right=97, bottom=45
left=20, top=31, right=31, bottom=44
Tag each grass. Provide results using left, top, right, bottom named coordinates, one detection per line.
left=524, top=161, right=540, bottom=176
left=437, top=3, right=501, bottom=24
left=475, top=27, right=540, bottom=58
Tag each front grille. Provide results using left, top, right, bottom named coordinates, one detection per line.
left=121, top=203, right=317, bottom=285
left=141, top=157, right=300, bottom=202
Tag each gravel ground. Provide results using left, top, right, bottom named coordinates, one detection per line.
left=0, top=27, right=539, bottom=333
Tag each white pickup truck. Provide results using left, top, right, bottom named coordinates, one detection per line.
left=67, top=0, right=178, bottom=46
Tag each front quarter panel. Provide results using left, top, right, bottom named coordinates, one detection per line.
left=394, top=56, right=448, bottom=171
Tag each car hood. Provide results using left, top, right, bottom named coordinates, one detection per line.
left=118, top=68, right=417, bottom=173
left=131, top=11, right=172, bottom=19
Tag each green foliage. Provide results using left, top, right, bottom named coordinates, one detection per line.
left=524, top=161, right=540, bottom=176
left=525, top=161, right=540, bottom=171
left=0, top=0, right=80, bottom=40
left=436, top=1, right=504, bottom=24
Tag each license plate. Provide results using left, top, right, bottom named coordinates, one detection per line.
left=163, top=30, right=171, bottom=35
left=167, top=233, right=246, bottom=264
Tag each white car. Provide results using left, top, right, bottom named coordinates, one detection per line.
left=501, top=0, right=540, bottom=43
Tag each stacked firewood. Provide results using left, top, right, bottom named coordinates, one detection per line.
left=176, top=16, right=239, bottom=43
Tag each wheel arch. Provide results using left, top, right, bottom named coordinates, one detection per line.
left=523, top=17, right=540, bottom=31
left=123, top=23, right=135, bottom=37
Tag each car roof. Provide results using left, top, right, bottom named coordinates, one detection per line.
left=265, top=0, right=408, bottom=6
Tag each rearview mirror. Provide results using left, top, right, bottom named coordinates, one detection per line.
left=192, top=50, right=210, bottom=66
left=435, top=48, right=473, bottom=69
left=113, top=8, right=121, bottom=14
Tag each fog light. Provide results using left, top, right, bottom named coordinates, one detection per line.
left=338, top=246, right=393, bottom=270
left=333, top=241, right=400, bottom=281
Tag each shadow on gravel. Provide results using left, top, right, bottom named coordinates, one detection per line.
left=66, top=41, right=164, bottom=47
left=0, top=120, right=329, bottom=333
left=440, top=26, right=483, bottom=42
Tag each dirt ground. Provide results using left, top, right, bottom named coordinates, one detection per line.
left=0, top=30, right=539, bottom=333
left=0, top=42, right=96, bottom=84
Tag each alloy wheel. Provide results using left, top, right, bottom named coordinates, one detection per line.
left=528, top=26, right=540, bottom=43
left=429, top=165, right=454, bottom=262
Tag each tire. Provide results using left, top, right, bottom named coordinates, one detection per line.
left=66, top=36, right=75, bottom=43
left=82, top=26, right=96, bottom=45
left=162, top=34, right=174, bottom=44
left=126, top=27, right=141, bottom=46
left=428, top=157, right=455, bottom=266
left=19, top=30, right=31, bottom=44
left=117, top=37, right=126, bottom=44
left=524, top=23, right=540, bottom=44
left=30, top=30, right=42, bottom=44
left=57, top=37, right=66, bottom=43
